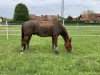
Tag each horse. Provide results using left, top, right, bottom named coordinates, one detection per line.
left=21, top=20, right=72, bottom=54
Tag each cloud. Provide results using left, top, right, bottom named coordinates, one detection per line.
left=0, top=0, right=100, bottom=18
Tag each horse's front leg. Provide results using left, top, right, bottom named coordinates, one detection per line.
left=52, top=35, right=59, bottom=55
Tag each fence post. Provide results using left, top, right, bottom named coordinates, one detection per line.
left=63, top=19, right=65, bottom=26
left=6, top=20, right=8, bottom=39
left=61, top=0, right=65, bottom=26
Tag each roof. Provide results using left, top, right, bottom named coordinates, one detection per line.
left=94, top=14, right=100, bottom=17
left=76, top=13, right=100, bottom=22
left=29, top=14, right=59, bottom=21
left=0, top=17, right=3, bottom=18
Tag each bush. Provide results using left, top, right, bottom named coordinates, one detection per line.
left=7, top=19, right=24, bottom=25
left=64, top=20, right=85, bottom=24
left=64, top=19, right=100, bottom=25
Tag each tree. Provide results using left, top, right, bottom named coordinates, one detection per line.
left=66, top=15, right=73, bottom=20
left=81, top=10, right=95, bottom=23
left=13, top=3, right=29, bottom=21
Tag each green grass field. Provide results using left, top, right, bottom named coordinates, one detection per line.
left=0, top=25, right=100, bottom=75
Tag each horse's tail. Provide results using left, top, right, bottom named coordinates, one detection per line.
left=21, top=25, right=24, bottom=47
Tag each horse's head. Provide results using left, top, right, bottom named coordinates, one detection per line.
left=65, top=38, right=72, bottom=53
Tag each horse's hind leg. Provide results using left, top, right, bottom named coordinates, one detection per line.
left=22, top=36, right=29, bottom=51
left=27, top=35, right=32, bottom=49
left=21, top=38, right=25, bottom=51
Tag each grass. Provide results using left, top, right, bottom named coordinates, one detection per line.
left=0, top=25, right=100, bottom=75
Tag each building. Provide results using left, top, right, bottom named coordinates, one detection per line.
left=77, top=13, right=100, bottom=23
left=29, top=14, right=59, bottom=21
left=0, top=17, right=3, bottom=22
left=93, top=14, right=100, bottom=22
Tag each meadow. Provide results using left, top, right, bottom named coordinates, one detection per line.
left=0, top=25, right=100, bottom=75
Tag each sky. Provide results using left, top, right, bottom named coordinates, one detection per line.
left=0, top=0, right=100, bottom=19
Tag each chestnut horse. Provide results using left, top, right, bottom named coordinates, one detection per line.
left=21, top=20, right=72, bottom=54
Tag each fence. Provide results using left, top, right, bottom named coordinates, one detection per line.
left=0, top=22, right=100, bottom=40
left=0, top=21, right=21, bottom=39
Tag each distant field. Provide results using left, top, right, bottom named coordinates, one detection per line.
left=0, top=25, right=100, bottom=75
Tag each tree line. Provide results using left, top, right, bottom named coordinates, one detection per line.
left=4, top=3, right=100, bottom=25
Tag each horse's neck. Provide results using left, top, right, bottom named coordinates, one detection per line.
left=61, top=30, right=69, bottom=42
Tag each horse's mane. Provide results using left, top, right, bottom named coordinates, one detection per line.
left=58, top=23, right=69, bottom=40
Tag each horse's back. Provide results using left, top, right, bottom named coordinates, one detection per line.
left=22, top=20, right=65, bottom=37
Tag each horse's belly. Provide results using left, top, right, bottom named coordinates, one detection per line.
left=37, top=34, right=50, bottom=37
left=34, top=33, right=51, bottom=37
left=34, top=31, right=52, bottom=37
left=33, top=27, right=53, bottom=37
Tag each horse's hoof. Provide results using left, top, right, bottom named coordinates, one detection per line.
left=54, top=51, right=59, bottom=55
left=20, top=52, right=24, bottom=55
